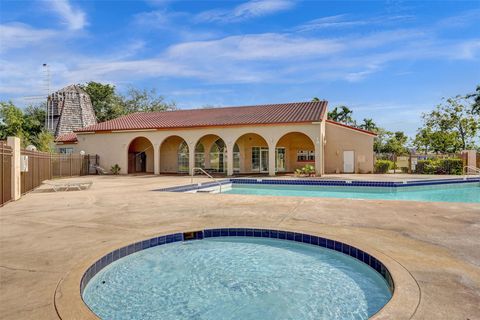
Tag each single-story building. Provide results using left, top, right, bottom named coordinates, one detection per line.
left=55, top=101, right=376, bottom=176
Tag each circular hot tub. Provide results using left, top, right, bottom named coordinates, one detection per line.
left=81, top=229, right=393, bottom=320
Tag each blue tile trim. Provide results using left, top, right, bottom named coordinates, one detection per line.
left=80, top=228, right=395, bottom=298
left=156, top=177, right=479, bottom=193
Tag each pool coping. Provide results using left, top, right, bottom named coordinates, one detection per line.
left=156, top=177, right=480, bottom=193
left=54, top=228, right=420, bottom=320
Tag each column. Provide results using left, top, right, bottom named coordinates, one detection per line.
left=7, top=136, right=21, bottom=200
left=314, top=142, right=322, bottom=176
left=226, top=143, right=234, bottom=176
left=268, top=143, right=276, bottom=176
left=188, top=142, right=195, bottom=176
left=154, top=143, right=160, bottom=175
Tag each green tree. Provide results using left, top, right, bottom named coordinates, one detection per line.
left=0, top=101, right=27, bottom=143
left=412, top=127, right=432, bottom=154
left=359, top=118, right=378, bottom=132
left=373, top=127, right=391, bottom=153
left=466, top=85, right=479, bottom=115
left=327, top=106, right=355, bottom=126
left=23, top=104, right=46, bottom=140
left=383, top=131, right=408, bottom=173
left=120, top=87, right=176, bottom=114
left=82, top=82, right=123, bottom=122
left=419, top=96, right=479, bottom=152
left=311, top=97, right=321, bottom=102
left=0, top=102, right=54, bottom=150
left=33, top=130, right=55, bottom=152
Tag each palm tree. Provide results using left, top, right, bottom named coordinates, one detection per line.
left=359, top=118, right=378, bottom=132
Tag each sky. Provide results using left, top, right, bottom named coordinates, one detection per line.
left=0, top=0, right=479, bottom=137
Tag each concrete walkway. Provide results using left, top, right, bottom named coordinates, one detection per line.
left=0, top=175, right=479, bottom=319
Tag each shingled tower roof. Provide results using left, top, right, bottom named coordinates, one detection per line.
left=48, top=84, right=97, bottom=137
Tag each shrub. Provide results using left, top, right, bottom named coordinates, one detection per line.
left=374, top=160, right=394, bottom=173
left=439, top=159, right=463, bottom=175
left=110, top=164, right=121, bottom=175
left=415, top=158, right=463, bottom=175
left=294, top=164, right=316, bottom=177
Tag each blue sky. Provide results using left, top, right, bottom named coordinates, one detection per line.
left=0, top=0, right=479, bottom=136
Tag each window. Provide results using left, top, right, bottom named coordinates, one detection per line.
left=58, top=147, right=74, bottom=154
left=233, top=143, right=240, bottom=172
left=252, top=147, right=260, bottom=171
left=297, top=150, right=315, bottom=161
left=210, top=139, right=226, bottom=172
left=177, top=141, right=189, bottom=173
left=195, top=143, right=205, bottom=168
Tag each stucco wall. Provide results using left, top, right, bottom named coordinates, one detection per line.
left=324, top=122, right=375, bottom=173
left=276, top=132, right=315, bottom=172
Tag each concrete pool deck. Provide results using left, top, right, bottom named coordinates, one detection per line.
left=0, top=175, right=479, bottom=319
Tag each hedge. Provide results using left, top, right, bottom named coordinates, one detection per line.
left=415, top=158, right=463, bottom=175
left=374, top=160, right=394, bottom=173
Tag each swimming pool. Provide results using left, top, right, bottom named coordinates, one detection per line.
left=222, top=181, right=480, bottom=203
left=82, top=231, right=392, bottom=320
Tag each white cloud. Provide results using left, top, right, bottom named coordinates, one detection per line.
left=196, top=0, right=294, bottom=23
left=0, top=23, right=57, bottom=52
left=295, top=14, right=414, bottom=32
left=49, top=0, right=87, bottom=30
left=2, top=8, right=480, bottom=101
left=166, top=33, right=344, bottom=61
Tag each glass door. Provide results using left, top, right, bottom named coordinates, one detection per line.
left=260, top=148, right=269, bottom=173
left=275, top=148, right=285, bottom=172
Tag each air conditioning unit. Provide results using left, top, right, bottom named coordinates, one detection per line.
left=20, top=155, right=28, bottom=172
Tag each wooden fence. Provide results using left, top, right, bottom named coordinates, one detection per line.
left=1, top=141, right=13, bottom=206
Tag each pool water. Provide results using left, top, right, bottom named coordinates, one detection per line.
left=83, top=237, right=392, bottom=320
left=223, top=182, right=480, bottom=203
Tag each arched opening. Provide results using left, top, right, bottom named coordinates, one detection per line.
left=128, top=137, right=154, bottom=174
left=194, top=134, right=227, bottom=174
left=275, top=132, right=315, bottom=173
left=160, top=136, right=189, bottom=174
left=233, top=133, right=269, bottom=173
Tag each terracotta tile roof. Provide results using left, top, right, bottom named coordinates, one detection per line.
left=55, top=132, right=78, bottom=143
left=75, top=101, right=327, bottom=133
left=326, top=119, right=377, bottom=136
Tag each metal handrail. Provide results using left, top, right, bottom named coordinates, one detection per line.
left=463, top=165, right=480, bottom=179
left=191, top=167, right=222, bottom=193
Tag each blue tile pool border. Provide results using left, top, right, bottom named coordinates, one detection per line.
left=155, top=177, right=479, bottom=193
left=80, top=228, right=395, bottom=298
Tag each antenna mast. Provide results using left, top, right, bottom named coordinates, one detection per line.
left=42, top=64, right=52, bottom=131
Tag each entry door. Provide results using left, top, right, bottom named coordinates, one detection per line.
left=343, top=151, right=354, bottom=173
left=260, top=148, right=269, bottom=173
left=135, top=152, right=146, bottom=172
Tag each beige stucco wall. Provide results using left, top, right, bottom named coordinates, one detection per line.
left=276, top=132, right=315, bottom=172
left=73, top=123, right=324, bottom=176
left=159, top=136, right=185, bottom=173
left=324, top=122, right=375, bottom=174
